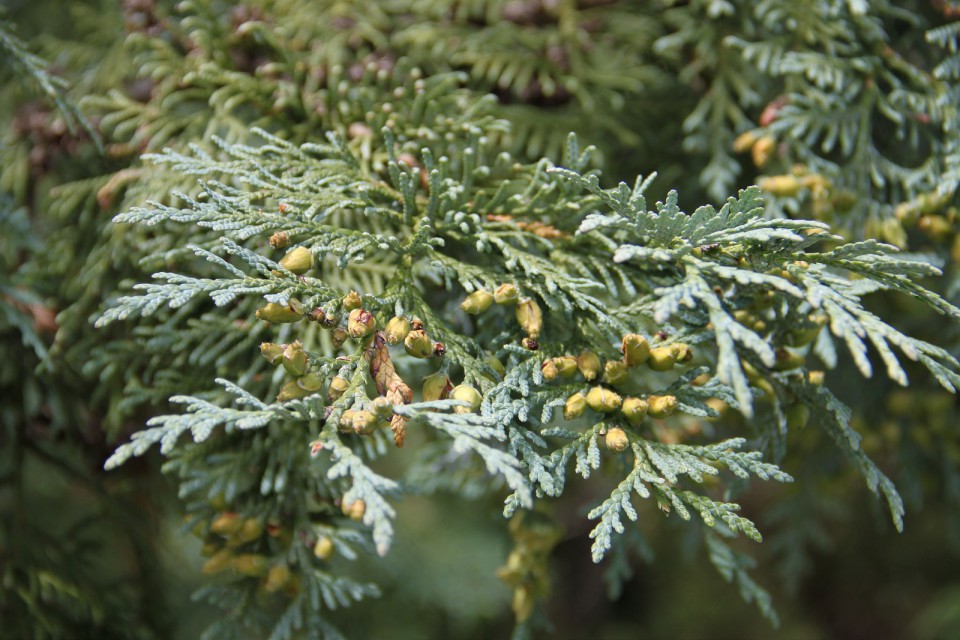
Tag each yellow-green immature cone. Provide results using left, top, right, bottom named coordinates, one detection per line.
left=260, top=342, right=284, bottom=366
left=422, top=373, right=453, bottom=402
left=461, top=289, right=494, bottom=314
left=605, top=427, right=630, bottom=453
left=384, top=316, right=410, bottom=345
left=342, top=499, right=366, bottom=521
left=297, top=373, right=323, bottom=392
left=622, top=397, right=648, bottom=425
left=332, top=329, right=349, bottom=348
left=451, top=385, right=483, bottom=414
left=647, top=346, right=677, bottom=371
left=758, top=174, right=803, bottom=197
left=279, top=246, right=314, bottom=275
left=313, top=536, right=334, bottom=560
left=328, top=376, right=349, bottom=401
left=347, top=308, right=376, bottom=339
left=541, top=359, right=560, bottom=381
left=277, top=379, right=311, bottom=402
left=773, top=348, right=805, bottom=371
left=256, top=302, right=302, bottom=323
left=404, top=329, right=433, bottom=358
left=564, top=393, right=586, bottom=419
left=281, top=341, right=308, bottom=377
left=808, top=370, right=825, bottom=386
left=234, top=518, right=264, bottom=545
left=210, top=512, right=242, bottom=536
left=232, top=554, right=269, bottom=577
left=264, top=564, right=291, bottom=593
left=338, top=410, right=357, bottom=432
left=586, top=386, right=622, bottom=413
left=370, top=396, right=393, bottom=420
left=622, top=334, right=651, bottom=366
left=647, top=395, right=678, bottom=418
left=494, top=283, right=519, bottom=305
left=671, top=343, right=693, bottom=363
left=602, top=361, right=629, bottom=386
left=342, top=290, right=362, bottom=310
left=352, top=410, right=380, bottom=435
left=555, top=356, right=578, bottom=377
left=483, top=352, right=506, bottom=378
left=578, top=351, right=601, bottom=381
left=516, top=298, right=543, bottom=337
left=202, top=549, right=234, bottom=575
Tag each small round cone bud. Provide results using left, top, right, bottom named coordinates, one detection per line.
left=484, top=353, right=506, bottom=378
left=347, top=308, right=376, bottom=339
left=264, top=563, right=291, bottom=593
left=308, top=308, right=326, bottom=323
left=384, top=317, right=410, bottom=345
left=433, top=342, right=446, bottom=357
left=622, top=334, right=651, bottom=366
left=564, top=393, right=587, bottom=420
left=313, top=536, right=334, bottom=560
left=260, top=342, right=284, bottom=366
left=320, top=311, right=338, bottom=329
left=404, top=329, right=433, bottom=358
left=752, top=135, right=775, bottom=168
left=494, top=283, right=519, bottom=305
left=521, top=336, right=539, bottom=350
left=342, top=499, right=366, bottom=521
left=202, top=549, right=234, bottom=575
left=516, top=298, right=543, bottom=337
left=327, top=376, right=349, bottom=401
left=279, top=246, right=314, bottom=275
left=256, top=302, right=302, bottom=323
left=269, top=231, right=289, bottom=249
left=422, top=373, right=453, bottom=402
left=647, top=395, right=678, bottom=418
left=733, top=131, right=758, bottom=153
left=338, top=410, right=357, bottom=432
left=605, top=427, right=630, bottom=453
left=234, top=518, right=264, bottom=544
left=808, top=370, right=825, bottom=386
left=759, top=175, right=803, bottom=197
left=578, top=351, right=601, bottom=381
left=277, top=379, right=312, bottom=402
left=451, top=385, right=483, bottom=414
left=647, top=346, right=677, bottom=371
left=586, top=386, right=622, bottom=413
left=541, top=359, right=560, bottom=381
left=352, top=410, right=380, bottom=435
left=773, top=348, right=805, bottom=371
left=602, top=361, right=629, bottom=386
left=332, top=329, right=348, bottom=348
left=461, top=289, right=494, bottom=314
left=622, top=397, right=649, bottom=425
left=555, top=356, right=579, bottom=377
left=297, top=373, right=324, bottom=392
left=210, top=512, right=242, bottom=536
left=670, top=343, right=693, bottom=363
left=232, top=554, right=269, bottom=577
left=410, top=317, right=425, bottom=331
left=281, top=341, right=308, bottom=377
left=370, top=396, right=393, bottom=420
left=342, top=290, right=362, bottom=310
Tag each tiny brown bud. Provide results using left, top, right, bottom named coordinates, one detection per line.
left=269, top=231, right=289, bottom=248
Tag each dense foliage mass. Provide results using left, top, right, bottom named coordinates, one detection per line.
left=4, top=1, right=960, bottom=638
